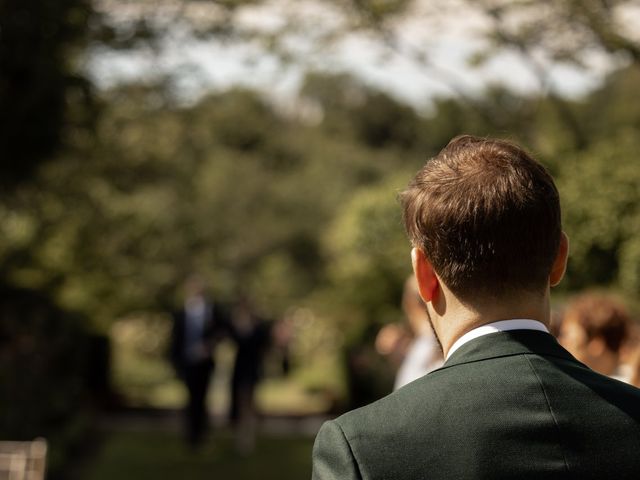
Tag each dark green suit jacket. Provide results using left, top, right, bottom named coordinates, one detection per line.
left=312, top=330, right=640, bottom=479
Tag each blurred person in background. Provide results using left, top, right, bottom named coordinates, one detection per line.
left=229, top=295, right=292, bottom=454
left=395, top=276, right=444, bottom=389
left=229, top=296, right=271, bottom=455
left=312, top=135, right=640, bottom=480
left=559, top=292, right=634, bottom=383
left=375, top=275, right=443, bottom=390
left=170, top=274, right=227, bottom=449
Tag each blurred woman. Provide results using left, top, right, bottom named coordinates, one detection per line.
left=376, top=276, right=443, bottom=390
left=559, top=292, right=634, bottom=383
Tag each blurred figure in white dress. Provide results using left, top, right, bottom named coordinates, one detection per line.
left=376, top=276, right=443, bottom=390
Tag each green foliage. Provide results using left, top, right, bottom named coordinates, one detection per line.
left=582, top=66, right=640, bottom=141
left=4, top=0, right=640, bottom=415
left=301, top=72, right=423, bottom=150
left=110, top=313, right=184, bottom=407
left=325, top=173, right=412, bottom=323
left=5, top=62, right=640, bottom=408
left=0, top=0, right=95, bottom=186
left=558, top=132, right=640, bottom=294
left=338, top=0, right=416, bottom=28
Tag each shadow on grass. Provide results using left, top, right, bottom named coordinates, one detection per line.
left=83, top=429, right=314, bottom=480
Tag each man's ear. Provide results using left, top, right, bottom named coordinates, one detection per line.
left=411, top=247, right=439, bottom=303
left=550, top=232, right=569, bottom=287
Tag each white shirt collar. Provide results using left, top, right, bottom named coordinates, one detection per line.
left=445, top=319, right=549, bottom=361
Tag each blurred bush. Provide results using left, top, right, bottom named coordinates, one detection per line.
left=0, top=285, right=107, bottom=477
left=109, top=313, right=182, bottom=408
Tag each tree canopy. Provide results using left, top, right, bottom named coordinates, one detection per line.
left=2, top=0, right=640, bottom=414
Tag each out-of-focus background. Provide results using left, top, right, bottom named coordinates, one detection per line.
left=1, top=1, right=639, bottom=478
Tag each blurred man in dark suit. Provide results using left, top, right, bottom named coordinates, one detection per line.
left=312, top=135, right=640, bottom=479
left=170, top=275, right=226, bottom=449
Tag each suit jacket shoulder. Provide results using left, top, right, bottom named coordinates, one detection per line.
left=312, top=331, right=640, bottom=480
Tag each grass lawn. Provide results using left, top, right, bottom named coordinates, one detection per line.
left=83, top=429, right=314, bottom=480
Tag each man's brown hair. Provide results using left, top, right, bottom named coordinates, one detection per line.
left=400, top=135, right=562, bottom=299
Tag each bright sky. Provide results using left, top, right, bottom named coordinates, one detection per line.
left=87, top=0, right=629, bottom=110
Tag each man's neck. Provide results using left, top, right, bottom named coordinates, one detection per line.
left=431, top=288, right=552, bottom=359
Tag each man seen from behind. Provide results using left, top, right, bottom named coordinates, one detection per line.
left=312, top=135, right=640, bottom=479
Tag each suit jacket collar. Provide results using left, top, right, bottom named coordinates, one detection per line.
left=441, top=330, right=577, bottom=370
